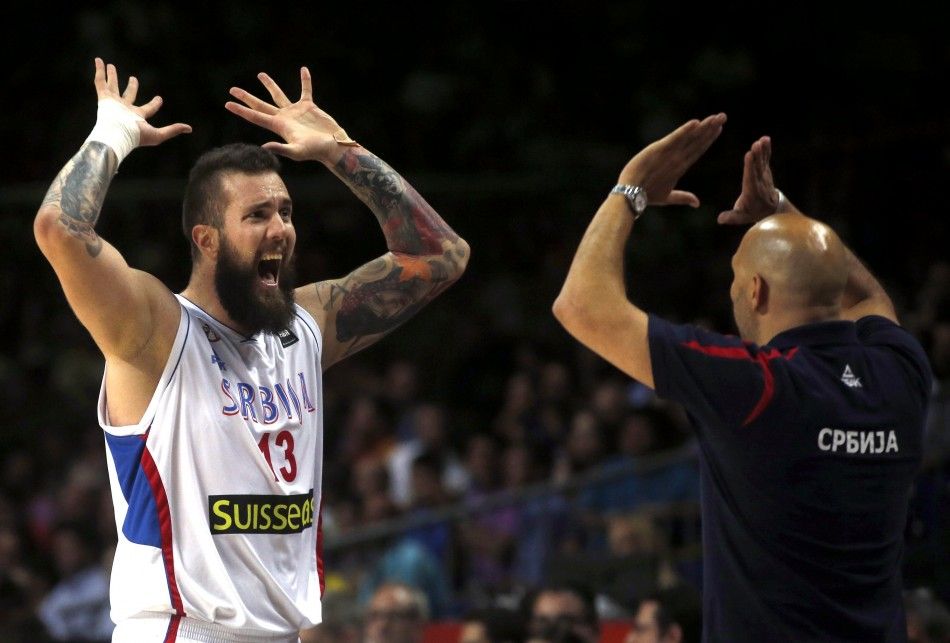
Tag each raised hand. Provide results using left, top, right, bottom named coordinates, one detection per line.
left=92, top=58, right=192, bottom=147
left=617, top=113, right=727, bottom=208
left=717, top=135, right=780, bottom=225
left=225, top=67, right=356, bottom=162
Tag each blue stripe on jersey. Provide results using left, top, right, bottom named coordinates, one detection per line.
left=105, top=433, right=162, bottom=547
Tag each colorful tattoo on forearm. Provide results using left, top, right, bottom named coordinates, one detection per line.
left=333, top=149, right=459, bottom=255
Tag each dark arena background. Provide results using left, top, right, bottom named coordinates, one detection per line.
left=2, top=3, right=949, bottom=641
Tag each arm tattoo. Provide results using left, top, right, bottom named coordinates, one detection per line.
left=41, top=142, right=117, bottom=258
left=333, top=148, right=459, bottom=255
left=321, top=250, right=462, bottom=356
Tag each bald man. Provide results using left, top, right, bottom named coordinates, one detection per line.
left=554, top=123, right=932, bottom=642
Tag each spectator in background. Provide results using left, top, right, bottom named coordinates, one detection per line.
left=493, top=371, right=540, bottom=445
left=403, top=452, right=454, bottom=564
left=358, top=534, right=452, bottom=619
left=535, top=360, right=574, bottom=451
left=590, top=378, right=629, bottom=436
left=504, top=444, right=571, bottom=589
left=460, top=434, right=519, bottom=598
left=619, top=407, right=687, bottom=456
left=383, top=359, right=421, bottom=441
left=459, top=606, right=525, bottom=643
left=37, top=521, right=113, bottom=642
left=579, top=407, right=699, bottom=520
left=363, top=582, right=429, bottom=643
left=389, top=402, right=468, bottom=508
left=352, top=458, right=397, bottom=526
left=463, top=433, right=502, bottom=497
left=601, top=513, right=671, bottom=606
left=921, top=298, right=950, bottom=469
left=525, top=584, right=599, bottom=643
left=0, top=509, right=47, bottom=643
left=626, top=585, right=702, bottom=643
left=339, top=395, right=398, bottom=471
left=553, top=409, right=606, bottom=483
left=905, top=587, right=950, bottom=643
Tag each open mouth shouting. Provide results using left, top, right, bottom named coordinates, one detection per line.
left=258, top=252, right=283, bottom=287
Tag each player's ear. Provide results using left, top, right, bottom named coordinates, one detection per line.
left=192, top=225, right=219, bottom=262
left=751, top=273, right=769, bottom=313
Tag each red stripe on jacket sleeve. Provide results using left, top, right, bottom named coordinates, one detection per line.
left=680, top=341, right=798, bottom=427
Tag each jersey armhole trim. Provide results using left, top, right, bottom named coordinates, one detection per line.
left=100, top=303, right=192, bottom=436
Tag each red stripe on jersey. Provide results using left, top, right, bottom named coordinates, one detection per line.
left=140, top=431, right=185, bottom=617
left=163, top=614, right=181, bottom=643
left=316, top=496, right=325, bottom=596
left=681, top=341, right=798, bottom=426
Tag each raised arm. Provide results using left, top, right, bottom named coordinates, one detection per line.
left=552, top=114, right=727, bottom=388
left=718, top=136, right=897, bottom=323
left=34, top=59, right=190, bottom=366
left=225, top=67, right=469, bottom=370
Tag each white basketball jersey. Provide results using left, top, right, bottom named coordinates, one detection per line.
left=98, top=295, right=325, bottom=637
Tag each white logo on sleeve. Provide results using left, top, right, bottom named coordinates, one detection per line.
left=841, top=364, right=862, bottom=388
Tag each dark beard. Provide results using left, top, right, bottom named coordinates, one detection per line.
left=215, top=235, right=297, bottom=335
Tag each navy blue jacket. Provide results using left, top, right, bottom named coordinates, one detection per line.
left=649, top=315, right=932, bottom=642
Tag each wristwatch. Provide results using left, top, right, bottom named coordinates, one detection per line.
left=610, top=184, right=648, bottom=219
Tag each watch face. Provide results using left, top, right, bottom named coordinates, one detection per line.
left=633, top=189, right=647, bottom=212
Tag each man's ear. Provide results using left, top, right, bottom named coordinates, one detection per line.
left=751, top=273, right=769, bottom=314
left=192, top=225, right=219, bottom=262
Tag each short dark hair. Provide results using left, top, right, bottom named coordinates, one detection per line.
left=463, top=607, right=525, bottom=643
left=411, top=451, right=445, bottom=477
left=644, top=585, right=702, bottom=643
left=527, top=583, right=598, bottom=627
left=181, top=143, right=282, bottom=261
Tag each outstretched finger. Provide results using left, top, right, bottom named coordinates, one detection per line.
left=151, top=123, right=193, bottom=143
left=138, top=122, right=193, bottom=147
left=139, top=95, right=164, bottom=119
left=93, top=58, right=107, bottom=91
left=665, top=190, right=701, bottom=208
left=257, top=72, right=292, bottom=107
left=717, top=210, right=748, bottom=226
left=740, top=150, right=755, bottom=193
left=681, top=113, right=726, bottom=165
left=757, top=136, right=771, bottom=163
left=229, top=87, right=278, bottom=115
left=225, top=101, right=278, bottom=131
left=123, top=76, right=139, bottom=103
left=652, top=119, right=701, bottom=153
left=299, top=66, right=312, bottom=102
left=659, top=113, right=724, bottom=178
left=106, top=63, right=120, bottom=94
left=752, top=137, right=772, bottom=186
left=262, top=141, right=303, bottom=160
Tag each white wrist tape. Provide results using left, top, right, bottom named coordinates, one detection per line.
left=84, top=99, right=144, bottom=166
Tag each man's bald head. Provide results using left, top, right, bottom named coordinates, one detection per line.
left=731, top=213, right=849, bottom=342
